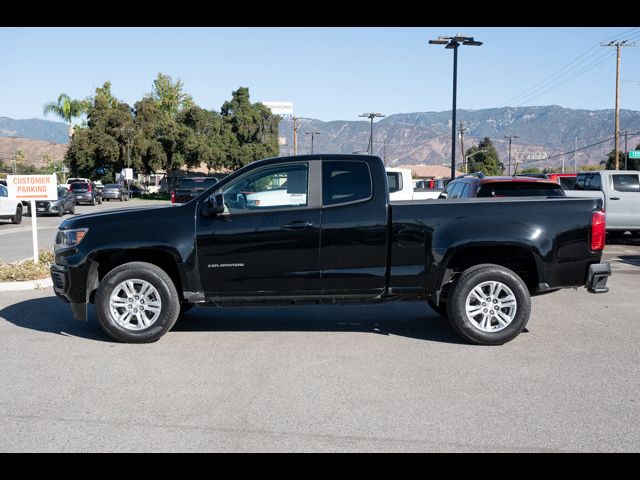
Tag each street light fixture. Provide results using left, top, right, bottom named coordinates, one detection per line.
left=428, top=34, right=483, bottom=180
left=305, top=131, right=321, bottom=154
left=359, top=113, right=385, bottom=155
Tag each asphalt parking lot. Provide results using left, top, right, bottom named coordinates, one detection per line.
left=0, top=199, right=170, bottom=263
left=0, top=232, right=638, bottom=452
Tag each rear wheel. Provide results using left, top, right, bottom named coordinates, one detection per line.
left=11, top=205, right=22, bottom=224
left=446, top=264, right=531, bottom=345
left=95, top=262, right=180, bottom=343
left=69, top=202, right=75, bottom=214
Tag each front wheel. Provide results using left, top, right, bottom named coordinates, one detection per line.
left=446, top=264, right=531, bottom=345
left=95, top=262, right=180, bottom=343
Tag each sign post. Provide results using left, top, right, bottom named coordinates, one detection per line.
left=6, top=174, right=57, bottom=264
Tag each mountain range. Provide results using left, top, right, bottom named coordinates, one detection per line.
left=278, top=106, right=640, bottom=170
left=2, top=106, right=640, bottom=171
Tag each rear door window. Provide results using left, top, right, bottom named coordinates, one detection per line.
left=323, top=161, right=372, bottom=206
left=612, top=174, right=640, bottom=193
left=447, top=182, right=465, bottom=199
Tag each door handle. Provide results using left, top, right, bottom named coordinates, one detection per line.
left=282, top=221, right=313, bottom=230
left=609, top=197, right=620, bottom=200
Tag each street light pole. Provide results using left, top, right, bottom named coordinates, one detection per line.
left=305, top=131, right=321, bottom=154
left=429, top=34, right=482, bottom=181
left=359, top=113, right=385, bottom=154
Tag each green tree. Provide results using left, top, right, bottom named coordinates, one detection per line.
left=465, top=137, right=503, bottom=176
left=221, top=87, right=280, bottom=169
left=520, top=167, right=541, bottom=174
left=146, top=73, right=194, bottom=117
left=43, top=94, right=90, bottom=137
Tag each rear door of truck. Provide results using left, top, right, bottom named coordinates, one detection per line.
left=320, top=158, right=389, bottom=295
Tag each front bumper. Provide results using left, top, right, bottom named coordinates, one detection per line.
left=50, top=262, right=90, bottom=321
left=586, top=262, right=611, bottom=293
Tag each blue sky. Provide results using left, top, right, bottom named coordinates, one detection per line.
left=1, top=27, right=639, bottom=123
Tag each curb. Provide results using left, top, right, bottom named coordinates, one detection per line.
left=0, top=277, right=53, bottom=292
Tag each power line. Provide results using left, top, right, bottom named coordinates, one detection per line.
left=516, top=130, right=640, bottom=167
left=499, top=27, right=640, bottom=108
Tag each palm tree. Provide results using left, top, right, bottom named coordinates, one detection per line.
left=43, top=94, right=90, bottom=140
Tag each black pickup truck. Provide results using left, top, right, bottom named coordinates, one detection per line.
left=51, top=154, right=611, bottom=345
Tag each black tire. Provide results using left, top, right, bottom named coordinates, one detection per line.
left=11, top=205, right=22, bottom=224
left=95, top=261, right=180, bottom=343
left=91, top=197, right=96, bottom=206
left=447, top=264, right=531, bottom=346
left=98, top=196, right=102, bottom=205
left=119, top=195, right=124, bottom=202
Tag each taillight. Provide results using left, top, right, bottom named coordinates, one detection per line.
left=591, top=210, right=606, bottom=251
left=171, top=191, right=175, bottom=203
left=87, top=183, right=92, bottom=192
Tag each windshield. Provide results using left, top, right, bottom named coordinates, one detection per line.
left=477, top=182, right=566, bottom=197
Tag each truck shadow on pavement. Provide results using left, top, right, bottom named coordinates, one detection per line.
left=0, top=295, right=468, bottom=345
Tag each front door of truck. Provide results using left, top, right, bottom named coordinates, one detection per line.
left=196, top=161, right=322, bottom=296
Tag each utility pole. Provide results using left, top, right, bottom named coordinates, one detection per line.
left=602, top=40, right=635, bottom=170
left=561, top=157, right=565, bottom=174
left=383, top=142, right=387, bottom=166
left=459, top=121, right=467, bottom=171
left=292, top=117, right=300, bottom=155
left=359, top=113, right=385, bottom=155
left=10, top=135, right=17, bottom=175
left=505, top=134, right=519, bottom=176
left=574, top=137, right=578, bottom=173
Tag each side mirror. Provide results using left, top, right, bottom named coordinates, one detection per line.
left=203, top=192, right=226, bottom=217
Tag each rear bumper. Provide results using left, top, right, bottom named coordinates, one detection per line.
left=586, top=262, right=611, bottom=293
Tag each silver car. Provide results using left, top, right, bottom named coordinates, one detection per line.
left=101, top=183, right=129, bottom=202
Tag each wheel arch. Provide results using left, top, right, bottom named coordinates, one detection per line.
left=87, top=248, right=185, bottom=304
left=436, top=244, right=542, bottom=302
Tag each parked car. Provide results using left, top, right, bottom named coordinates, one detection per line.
left=171, top=176, right=219, bottom=204
left=386, top=168, right=441, bottom=201
left=94, top=181, right=104, bottom=193
left=69, top=181, right=102, bottom=206
left=51, top=154, right=609, bottom=346
left=564, top=170, right=640, bottom=235
left=34, top=185, right=76, bottom=217
left=0, top=184, right=23, bottom=224
left=519, top=172, right=578, bottom=190
left=439, top=174, right=566, bottom=199
left=126, top=183, right=148, bottom=197
left=101, top=183, right=130, bottom=202
left=67, top=177, right=92, bottom=186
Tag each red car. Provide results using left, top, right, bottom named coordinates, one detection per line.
left=439, top=174, right=566, bottom=199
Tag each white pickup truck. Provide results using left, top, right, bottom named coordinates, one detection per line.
left=386, top=167, right=442, bottom=201
left=564, top=170, right=640, bottom=234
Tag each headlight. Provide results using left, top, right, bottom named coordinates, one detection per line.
left=55, top=228, right=89, bottom=249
